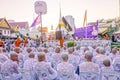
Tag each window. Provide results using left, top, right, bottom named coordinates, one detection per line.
left=8, top=30, right=9, bottom=34
left=4, top=30, right=6, bottom=34
left=0, top=30, right=2, bottom=35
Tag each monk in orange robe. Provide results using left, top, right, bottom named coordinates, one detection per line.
left=24, top=38, right=28, bottom=47
left=105, top=34, right=109, bottom=40
left=15, top=38, right=22, bottom=47
left=60, top=37, right=64, bottom=47
left=48, top=37, right=50, bottom=41
left=0, top=39, right=5, bottom=48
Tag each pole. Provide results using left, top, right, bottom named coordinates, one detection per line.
left=85, top=10, right=87, bottom=39
left=119, top=0, right=120, bottom=18
left=40, top=13, right=43, bottom=43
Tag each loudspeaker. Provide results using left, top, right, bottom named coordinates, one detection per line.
left=55, top=31, right=62, bottom=40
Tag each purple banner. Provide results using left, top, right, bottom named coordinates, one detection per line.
left=74, top=21, right=98, bottom=38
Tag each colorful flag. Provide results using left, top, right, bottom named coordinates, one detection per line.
left=30, top=15, right=41, bottom=27
left=83, top=10, right=87, bottom=27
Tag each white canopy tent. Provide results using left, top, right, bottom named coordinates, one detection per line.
left=19, top=28, right=41, bottom=39
left=29, top=27, right=41, bottom=39
left=114, top=30, right=120, bottom=34
left=19, top=29, right=29, bottom=36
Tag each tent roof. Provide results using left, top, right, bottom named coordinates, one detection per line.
left=114, top=30, right=120, bottom=34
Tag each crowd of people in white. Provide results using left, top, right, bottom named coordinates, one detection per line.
left=0, top=39, right=120, bottom=80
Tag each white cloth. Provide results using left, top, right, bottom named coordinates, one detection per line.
left=33, top=61, right=57, bottom=80
left=79, top=61, right=99, bottom=72
left=1, top=60, right=21, bottom=80
left=1, top=60, right=19, bottom=74
left=93, top=54, right=111, bottom=68
left=51, top=53, right=62, bottom=69
left=68, top=54, right=80, bottom=70
left=23, top=58, right=37, bottom=70
left=100, top=67, right=114, bottom=73
left=0, top=54, right=8, bottom=63
left=57, top=62, right=77, bottom=80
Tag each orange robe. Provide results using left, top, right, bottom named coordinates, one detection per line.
left=24, top=39, right=28, bottom=47
left=15, top=39, right=22, bottom=47
left=0, top=40, right=5, bottom=48
left=60, top=38, right=64, bottom=47
left=105, top=35, right=109, bottom=40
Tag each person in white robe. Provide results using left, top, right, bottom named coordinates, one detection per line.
left=68, top=47, right=80, bottom=71
left=100, top=59, right=118, bottom=80
left=23, top=53, right=37, bottom=70
left=43, top=48, right=51, bottom=62
left=33, top=53, right=57, bottom=80
left=101, top=59, right=114, bottom=72
left=1, top=52, right=21, bottom=79
left=93, top=47, right=111, bottom=68
left=109, top=48, right=117, bottom=60
left=112, top=51, right=120, bottom=72
left=79, top=51, right=99, bottom=72
left=23, top=47, right=32, bottom=61
left=57, top=54, right=78, bottom=80
left=51, top=47, right=62, bottom=69
left=14, top=47, right=24, bottom=68
left=0, top=48, right=8, bottom=63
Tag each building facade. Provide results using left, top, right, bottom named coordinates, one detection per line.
left=0, top=18, right=11, bottom=37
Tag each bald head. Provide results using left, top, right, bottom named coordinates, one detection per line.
left=68, top=47, right=74, bottom=54
left=37, top=47, right=43, bottom=52
left=103, top=59, right=111, bottom=67
left=10, top=52, right=18, bottom=62
left=55, top=47, right=61, bottom=53
left=14, top=47, right=21, bottom=54
left=27, top=47, right=32, bottom=53
left=38, top=53, right=46, bottom=62
left=85, top=51, right=93, bottom=61
left=99, top=47, right=105, bottom=55
left=43, top=48, right=48, bottom=53
left=2, top=48, right=6, bottom=53
left=96, top=47, right=100, bottom=54
left=61, top=54, right=68, bottom=62
left=112, top=48, right=117, bottom=54
left=29, top=53, right=35, bottom=58
left=84, top=47, right=89, bottom=53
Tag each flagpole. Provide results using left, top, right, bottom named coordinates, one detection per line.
left=119, top=0, right=120, bottom=18
left=40, top=13, right=43, bottom=43
left=85, top=10, right=87, bottom=39
left=59, top=0, right=62, bottom=39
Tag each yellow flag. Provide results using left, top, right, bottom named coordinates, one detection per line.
left=83, top=10, right=87, bottom=27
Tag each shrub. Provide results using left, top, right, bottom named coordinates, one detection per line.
left=67, top=41, right=76, bottom=48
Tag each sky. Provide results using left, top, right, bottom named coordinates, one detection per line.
left=0, top=0, right=119, bottom=30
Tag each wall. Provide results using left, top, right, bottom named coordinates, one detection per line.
left=0, top=28, right=11, bottom=36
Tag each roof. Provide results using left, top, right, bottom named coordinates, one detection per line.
left=0, top=18, right=11, bottom=29
left=114, top=30, right=120, bottom=34
left=9, top=22, right=28, bottom=28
